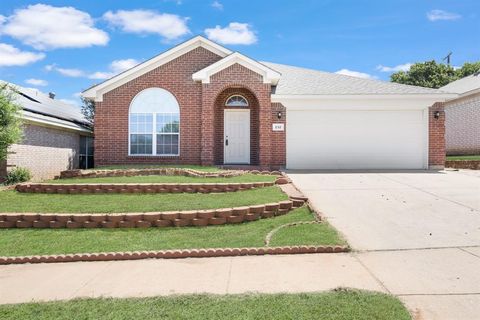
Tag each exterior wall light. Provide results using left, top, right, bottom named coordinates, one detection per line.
left=434, top=111, right=441, bottom=119
left=277, top=111, right=282, bottom=119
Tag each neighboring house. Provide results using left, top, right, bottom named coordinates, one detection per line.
left=83, top=36, right=454, bottom=170
left=440, top=73, right=480, bottom=155
left=1, top=83, right=93, bottom=181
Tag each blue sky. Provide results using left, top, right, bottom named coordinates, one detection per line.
left=0, top=0, right=478, bottom=106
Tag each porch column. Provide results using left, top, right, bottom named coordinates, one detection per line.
left=258, top=85, right=272, bottom=167
left=200, top=84, right=215, bottom=165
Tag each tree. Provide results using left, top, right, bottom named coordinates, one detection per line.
left=456, top=62, right=480, bottom=78
left=0, top=84, right=23, bottom=161
left=390, top=60, right=457, bottom=89
left=80, top=97, right=95, bottom=127
left=391, top=60, right=480, bottom=89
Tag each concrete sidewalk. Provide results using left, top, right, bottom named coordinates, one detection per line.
left=2, top=248, right=480, bottom=319
left=0, top=253, right=384, bottom=304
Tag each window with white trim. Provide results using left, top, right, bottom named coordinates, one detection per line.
left=129, top=88, right=180, bottom=156
left=225, top=95, right=249, bottom=107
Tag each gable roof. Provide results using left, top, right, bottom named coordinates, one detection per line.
left=192, top=52, right=281, bottom=85
left=82, top=36, right=232, bottom=101
left=262, top=62, right=450, bottom=96
left=440, top=73, right=480, bottom=96
left=2, top=81, right=91, bottom=133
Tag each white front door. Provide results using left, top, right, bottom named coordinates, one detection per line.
left=224, top=109, right=250, bottom=164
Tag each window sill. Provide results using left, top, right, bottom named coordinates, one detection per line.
left=128, top=154, right=180, bottom=157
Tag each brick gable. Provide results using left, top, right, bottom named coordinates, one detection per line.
left=94, top=47, right=223, bottom=165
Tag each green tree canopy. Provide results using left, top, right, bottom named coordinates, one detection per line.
left=391, top=60, right=480, bottom=89
left=0, top=84, right=23, bottom=161
left=80, top=97, right=95, bottom=127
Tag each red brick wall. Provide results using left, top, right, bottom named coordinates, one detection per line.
left=94, top=47, right=223, bottom=165
left=429, top=103, right=446, bottom=168
left=213, top=87, right=260, bottom=165
left=200, top=63, right=272, bottom=166
left=271, top=103, right=286, bottom=167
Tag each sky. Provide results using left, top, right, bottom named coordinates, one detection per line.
left=0, top=0, right=478, bottom=107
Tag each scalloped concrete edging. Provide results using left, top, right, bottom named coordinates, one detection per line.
left=0, top=199, right=306, bottom=229
left=0, top=245, right=350, bottom=265
left=15, top=181, right=275, bottom=194
left=59, top=168, right=283, bottom=179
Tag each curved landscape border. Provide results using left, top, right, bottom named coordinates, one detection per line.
left=59, top=168, right=282, bottom=179
left=0, top=199, right=306, bottom=229
left=16, top=181, right=275, bottom=194
left=0, top=245, right=350, bottom=265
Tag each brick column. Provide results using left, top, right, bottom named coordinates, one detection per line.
left=429, top=102, right=446, bottom=169
left=200, top=84, right=215, bottom=165
left=258, top=84, right=272, bottom=167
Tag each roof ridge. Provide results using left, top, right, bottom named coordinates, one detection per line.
left=261, top=61, right=449, bottom=94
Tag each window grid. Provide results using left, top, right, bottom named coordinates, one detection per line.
left=129, top=112, right=179, bottom=156
left=225, top=95, right=249, bottom=107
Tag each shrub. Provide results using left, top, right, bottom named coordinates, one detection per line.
left=4, top=167, right=31, bottom=185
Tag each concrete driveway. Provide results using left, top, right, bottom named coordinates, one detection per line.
left=288, top=169, right=480, bottom=320
left=288, top=169, right=480, bottom=251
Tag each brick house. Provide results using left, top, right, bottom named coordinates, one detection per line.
left=1, top=84, right=93, bottom=181
left=440, top=73, right=480, bottom=155
left=83, top=36, right=454, bottom=170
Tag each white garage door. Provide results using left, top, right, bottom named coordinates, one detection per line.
left=287, top=110, right=427, bottom=169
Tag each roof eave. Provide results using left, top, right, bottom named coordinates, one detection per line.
left=192, top=52, right=281, bottom=85
left=271, top=93, right=458, bottom=102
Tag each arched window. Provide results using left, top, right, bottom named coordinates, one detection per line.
left=225, top=95, right=248, bottom=107
left=129, top=88, right=180, bottom=156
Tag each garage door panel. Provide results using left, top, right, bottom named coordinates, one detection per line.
left=287, top=110, right=426, bottom=169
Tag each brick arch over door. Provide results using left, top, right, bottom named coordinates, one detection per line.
left=214, top=87, right=260, bottom=165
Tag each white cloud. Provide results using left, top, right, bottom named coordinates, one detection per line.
left=205, top=22, right=257, bottom=45
left=0, top=15, right=5, bottom=24
left=103, top=10, right=190, bottom=40
left=427, top=9, right=461, bottom=22
left=0, top=4, right=109, bottom=50
left=88, top=58, right=140, bottom=80
left=45, top=64, right=85, bottom=77
left=45, top=58, right=139, bottom=80
left=335, top=69, right=374, bottom=79
left=109, top=59, right=139, bottom=73
left=376, top=63, right=412, bottom=72
left=56, top=67, right=85, bottom=77
left=211, top=1, right=223, bottom=10
left=25, top=78, right=48, bottom=86
left=0, top=43, right=45, bottom=67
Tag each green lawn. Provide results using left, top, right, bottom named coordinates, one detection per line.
left=47, top=173, right=276, bottom=184
left=0, top=186, right=287, bottom=213
left=446, top=155, right=480, bottom=161
left=0, top=291, right=411, bottom=320
left=95, top=164, right=222, bottom=172
left=0, top=208, right=344, bottom=257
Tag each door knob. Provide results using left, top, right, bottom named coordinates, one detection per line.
left=225, top=139, right=229, bottom=146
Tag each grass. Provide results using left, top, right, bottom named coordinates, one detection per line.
left=94, top=164, right=222, bottom=172
left=0, top=186, right=287, bottom=213
left=47, top=173, right=276, bottom=184
left=0, top=291, right=411, bottom=320
left=446, top=155, right=480, bottom=161
left=0, top=208, right=344, bottom=257
left=269, top=222, right=341, bottom=247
